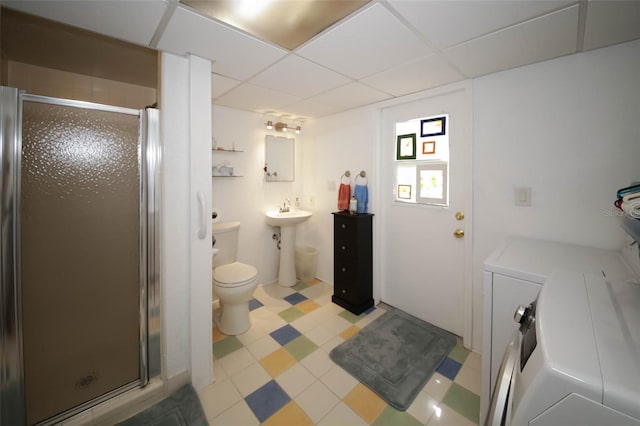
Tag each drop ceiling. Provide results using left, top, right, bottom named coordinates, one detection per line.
left=3, top=0, right=640, bottom=121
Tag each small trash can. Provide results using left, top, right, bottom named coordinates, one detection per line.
left=295, top=245, right=318, bottom=283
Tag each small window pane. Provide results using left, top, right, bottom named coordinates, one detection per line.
left=417, top=163, right=448, bottom=205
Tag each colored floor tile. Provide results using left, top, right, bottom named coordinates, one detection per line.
left=372, top=406, right=423, bottom=426
left=296, top=299, right=320, bottom=314
left=339, top=309, right=366, bottom=324
left=245, top=380, right=291, bottom=423
left=212, top=335, right=242, bottom=359
left=448, top=343, right=471, bottom=365
left=249, top=298, right=264, bottom=311
left=442, top=382, right=480, bottom=423
left=284, top=336, right=318, bottom=361
left=340, top=325, right=360, bottom=340
left=292, top=281, right=309, bottom=291
left=212, top=326, right=226, bottom=343
left=262, top=401, right=314, bottom=426
left=283, top=292, right=308, bottom=305
left=260, top=347, right=298, bottom=377
left=278, top=306, right=305, bottom=322
left=343, top=383, right=387, bottom=424
left=270, top=324, right=302, bottom=346
left=436, top=357, right=462, bottom=381
left=363, top=305, right=376, bottom=314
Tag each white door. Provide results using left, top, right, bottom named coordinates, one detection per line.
left=379, top=84, right=472, bottom=344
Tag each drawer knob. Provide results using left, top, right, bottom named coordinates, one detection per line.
left=341, top=245, right=346, bottom=251
left=342, top=289, right=346, bottom=294
left=341, top=267, right=346, bottom=272
left=341, top=224, right=346, bottom=229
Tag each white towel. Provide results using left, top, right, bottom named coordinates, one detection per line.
left=622, top=192, right=640, bottom=218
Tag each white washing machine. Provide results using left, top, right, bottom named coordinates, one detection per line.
left=486, top=268, right=640, bottom=425
left=481, top=235, right=640, bottom=423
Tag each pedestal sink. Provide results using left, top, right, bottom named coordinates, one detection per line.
left=266, top=210, right=312, bottom=287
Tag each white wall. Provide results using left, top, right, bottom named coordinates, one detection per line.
left=471, top=39, right=640, bottom=350
left=211, top=105, right=308, bottom=285
left=304, top=108, right=379, bottom=286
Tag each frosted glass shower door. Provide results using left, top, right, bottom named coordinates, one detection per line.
left=20, top=99, right=142, bottom=425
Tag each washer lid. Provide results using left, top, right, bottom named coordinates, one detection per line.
left=586, top=273, right=640, bottom=420
left=214, top=262, right=257, bottom=286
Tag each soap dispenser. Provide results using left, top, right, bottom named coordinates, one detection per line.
left=349, top=196, right=357, bottom=215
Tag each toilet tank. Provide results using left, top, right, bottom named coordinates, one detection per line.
left=212, top=221, right=240, bottom=267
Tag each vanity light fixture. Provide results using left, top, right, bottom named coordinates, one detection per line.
left=265, top=121, right=302, bottom=133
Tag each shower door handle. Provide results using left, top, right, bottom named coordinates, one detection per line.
left=197, top=191, right=207, bottom=240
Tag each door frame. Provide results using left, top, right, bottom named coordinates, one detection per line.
left=0, top=87, right=161, bottom=425
left=373, top=80, right=473, bottom=348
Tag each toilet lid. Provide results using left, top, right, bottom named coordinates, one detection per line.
left=214, top=262, right=257, bottom=287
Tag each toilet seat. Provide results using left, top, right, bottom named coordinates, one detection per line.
left=214, top=262, right=257, bottom=287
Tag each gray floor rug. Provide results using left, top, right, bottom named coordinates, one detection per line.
left=117, top=384, right=208, bottom=426
left=330, top=307, right=456, bottom=411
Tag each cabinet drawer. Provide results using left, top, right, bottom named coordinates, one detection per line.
left=334, top=258, right=357, bottom=282
left=334, top=240, right=356, bottom=257
left=334, top=279, right=358, bottom=304
left=335, top=219, right=357, bottom=237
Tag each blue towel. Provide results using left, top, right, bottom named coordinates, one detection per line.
left=354, top=184, right=368, bottom=213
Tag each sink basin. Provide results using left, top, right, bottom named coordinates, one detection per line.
left=265, top=210, right=312, bottom=227
left=265, top=209, right=312, bottom=287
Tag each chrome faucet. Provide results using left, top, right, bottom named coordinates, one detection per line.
left=279, top=198, right=291, bottom=213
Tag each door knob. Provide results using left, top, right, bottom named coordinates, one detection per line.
left=453, top=229, right=464, bottom=238
left=455, top=211, right=465, bottom=221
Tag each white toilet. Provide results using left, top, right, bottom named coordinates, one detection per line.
left=212, top=221, right=258, bottom=335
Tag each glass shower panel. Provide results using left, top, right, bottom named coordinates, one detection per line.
left=20, top=101, right=140, bottom=425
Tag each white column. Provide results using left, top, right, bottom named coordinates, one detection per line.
left=188, top=54, right=213, bottom=390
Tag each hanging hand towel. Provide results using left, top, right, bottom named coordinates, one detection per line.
left=338, top=183, right=351, bottom=210
left=354, top=184, right=368, bottom=213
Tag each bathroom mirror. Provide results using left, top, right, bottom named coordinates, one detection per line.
left=265, top=135, right=294, bottom=182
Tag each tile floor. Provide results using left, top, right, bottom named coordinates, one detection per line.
left=199, top=279, right=481, bottom=426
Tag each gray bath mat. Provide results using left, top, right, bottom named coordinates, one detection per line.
left=117, top=384, right=208, bottom=426
left=330, top=307, right=456, bottom=411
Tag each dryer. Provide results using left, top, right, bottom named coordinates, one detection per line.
left=481, top=237, right=638, bottom=423
left=486, top=268, right=640, bottom=425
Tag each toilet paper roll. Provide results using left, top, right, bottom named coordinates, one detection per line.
left=212, top=207, right=221, bottom=224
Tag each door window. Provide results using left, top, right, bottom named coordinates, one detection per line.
left=394, top=114, right=449, bottom=206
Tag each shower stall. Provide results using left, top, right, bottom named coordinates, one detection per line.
left=0, top=86, right=161, bottom=425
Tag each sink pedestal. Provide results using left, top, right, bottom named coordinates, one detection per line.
left=265, top=209, right=312, bottom=288
left=278, top=226, right=297, bottom=287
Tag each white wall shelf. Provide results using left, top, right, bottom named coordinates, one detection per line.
left=212, top=148, right=243, bottom=153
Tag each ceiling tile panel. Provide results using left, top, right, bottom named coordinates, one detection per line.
left=444, top=5, right=579, bottom=78
left=250, top=55, right=352, bottom=99
left=279, top=99, right=345, bottom=119
left=583, top=1, right=640, bottom=51
left=3, top=0, right=169, bottom=46
left=308, top=82, right=391, bottom=111
left=211, top=73, right=241, bottom=99
left=156, top=5, right=288, bottom=81
left=387, top=0, right=573, bottom=49
left=297, top=3, right=433, bottom=79
left=215, top=83, right=301, bottom=114
left=361, top=54, right=465, bottom=97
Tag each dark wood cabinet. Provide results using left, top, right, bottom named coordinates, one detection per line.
left=331, top=211, right=374, bottom=314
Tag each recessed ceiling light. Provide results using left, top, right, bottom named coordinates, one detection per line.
left=182, top=0, right=370, bottom=50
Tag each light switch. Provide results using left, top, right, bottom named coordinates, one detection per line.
left=515, top=187, right=531, bottom=207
